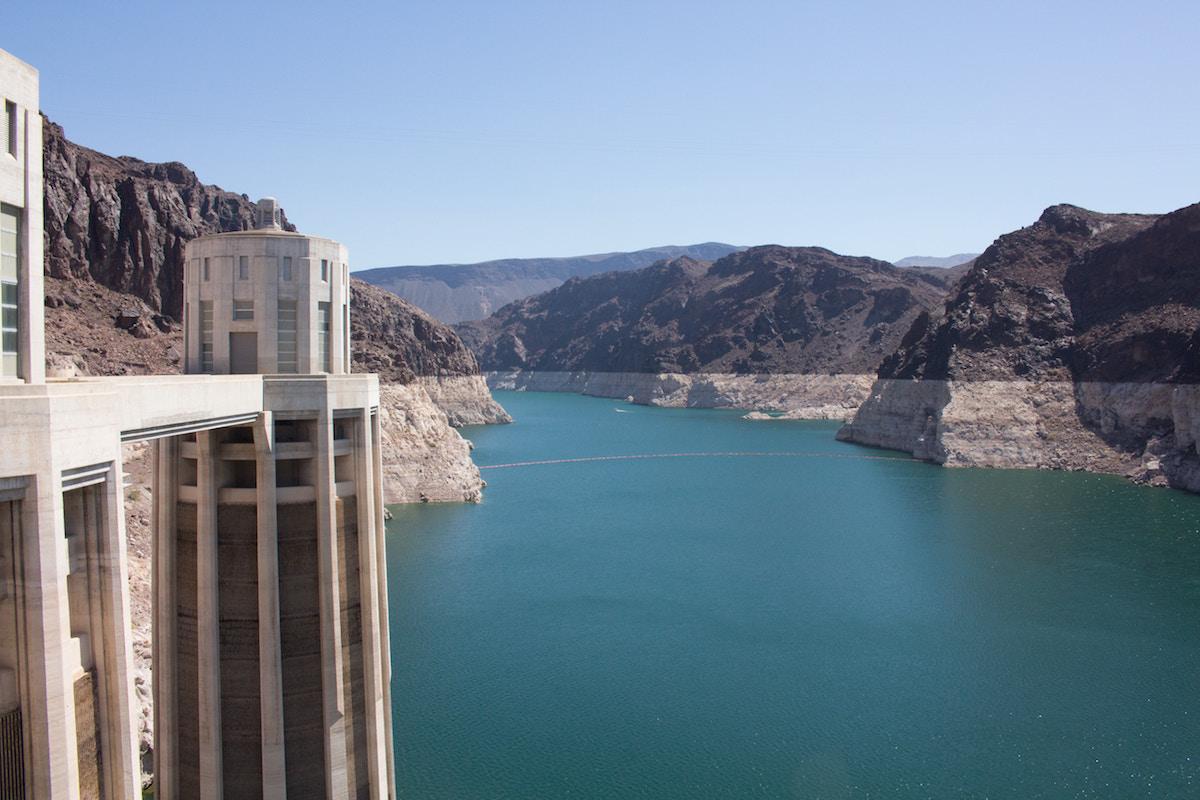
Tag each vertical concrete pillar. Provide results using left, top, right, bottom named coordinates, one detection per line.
left=315, top=409, right=349, bottom=798
left=19, top=107, right=45, bottom=384
left=21, top=472, right=81, bottom=799
left=353, top=410, right=387, bottom=797
left=371, top=410, right=396, bottom=800
left=91, top=461, right=141, bottom=798
left=153, top=437, right=179, bottom=799
left=253, top=414, right=287, bottom=800
left=196, top=431, right=223, bottom=800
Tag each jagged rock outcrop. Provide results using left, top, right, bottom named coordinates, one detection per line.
left=355, top=242, right=741, bottom=323
left=459, top=246, right=953, bottom=415
left=840, top=202, right=1200, bottom=491
left=43, top=117, right=294, bottom=318
left=460, top=247, right=952, bottom=374
left=349, top=279, right=510, bottom=426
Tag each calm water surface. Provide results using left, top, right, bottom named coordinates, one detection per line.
left=387, top=391, right=1200, bottom=799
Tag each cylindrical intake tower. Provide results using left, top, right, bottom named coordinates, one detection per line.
left=183, top=199, right=351, bottom=375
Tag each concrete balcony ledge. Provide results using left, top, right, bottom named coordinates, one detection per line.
left=276, top=441, right=315, bottom=460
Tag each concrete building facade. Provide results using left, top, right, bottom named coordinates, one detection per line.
left=0, top=47, right=395, bottom=799
left=183, top=199, right=352, bottom=376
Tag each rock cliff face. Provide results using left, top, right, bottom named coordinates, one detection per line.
left=43, top=118, right=294, bottom=318
left=488, top=370, right=876, bottom=419
left=349, top=278, right=510, bottom=426
left=459, top=247, right=952, bottom=374
left=840, top=202, right=1200, bottom=491
left=354, top=242, right=741, bottom=323
left=459, top=246, right=953, bottom=415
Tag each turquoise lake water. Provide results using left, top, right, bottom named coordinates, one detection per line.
left=386, top=391, right=1200, bottom=799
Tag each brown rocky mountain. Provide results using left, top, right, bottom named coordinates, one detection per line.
left=878, top=205, right=1157, bottom=382
left=458, top=246, right=953, bottom=375
left=839, top=201, right=1200, bottom=492
left=354, top=242, right=742, bottom=324
left=43, top=118, right=294, bottom=319
left=350, top=278, right=485, bottom=383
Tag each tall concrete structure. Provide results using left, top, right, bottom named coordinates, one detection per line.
left=0, top=47, right=395, bottom=799
left=183, top=199, right=351, bottom=376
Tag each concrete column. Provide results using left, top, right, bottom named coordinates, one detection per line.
left=91, top=461, right=141, bottom=798
left=21, top=472, right=81, bottom=798
left=196, top=431, right=223, bottom=799
left=353, top=410, right=387, bottom=797
left=153, top=437, right=179, bottom=799
left=371, top=410, right=396, bottom=800
left=315, top=408, right=349, bottom=798
left=19, top=107, right=44, bottom=384
left=252, top=414, right=287, bottom=800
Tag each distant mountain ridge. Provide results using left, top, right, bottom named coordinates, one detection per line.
left=893, top=253, right=979, bottom=268
left=354, top=242, right=741, bottom=323
left=456, top=245, right=951, bottom=375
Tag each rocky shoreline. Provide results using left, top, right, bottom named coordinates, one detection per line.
left=486, top=370, right=875, bottom=419
left=837, top=378, right=1200, bottom=491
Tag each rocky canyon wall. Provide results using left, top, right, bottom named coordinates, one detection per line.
left=487, top=370, right=875, bottom=419
left=839, top=202, right=1200, bottom=492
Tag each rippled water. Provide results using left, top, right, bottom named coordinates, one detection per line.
left=386, top=391, right=1200, bottom=799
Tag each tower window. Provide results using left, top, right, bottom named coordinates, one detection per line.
left=200, top=301, right=214, bottom=372
left=203, top=258, right=210, bottom=281
left=233, top=300, right=254, bottom=320
left=238, top=255, right=249, bottom=280
left=4, top=101, right=15, bottom=157
left=277, top=301, right=297, bottom=373
left=318, top=301, right=331, bottom=372
left=281, top=256, right=292, bottom=281
left=320, top=259, right=328, bottom=282
left=1, top=205, right=20, bottom=378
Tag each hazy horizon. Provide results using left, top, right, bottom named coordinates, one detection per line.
left=9, top=0, right=1198, bottom=267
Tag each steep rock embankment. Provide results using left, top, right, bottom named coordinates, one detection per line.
left=488, top=370, right=876, bottom=419
left=459, top=246, right=953, bottom=415
left=840, top=202, right=1200, bottom=491
left=349, top=278, right=510, bottom=427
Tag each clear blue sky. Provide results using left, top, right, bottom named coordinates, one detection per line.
left=8, top=1, right=1199, bottom=268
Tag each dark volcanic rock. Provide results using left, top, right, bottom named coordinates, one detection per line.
left=879, top=205, right=1158, bottom=382
left=43, top=117, right=295, bottom=319
left=457, top=246, right=951, bottom=375
left=349, top=279, right=485, bottom=383
left=41, top=119, right=489, bottom=387
left=1065, top=203, right=1200, bottom=383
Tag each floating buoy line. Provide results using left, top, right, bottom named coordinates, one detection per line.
left=478, top=450, right=914, bottom=470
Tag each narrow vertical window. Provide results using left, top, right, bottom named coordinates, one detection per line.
left=1, top=205, right=20, bottom=378
left=4, top=101, right=15, bottom=157
left=318, top=301, right=331, bottom=372
left=238, top=255, right=249, bottom=280
left=320, top=259, right=328, bottom=282
left=200, top=301, right=214, bottom=372
left=203, top=257, right=210, bottom=281
left=277, top=301, right=297, bottom=373
left=281, top=256, right=292, bottom=281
